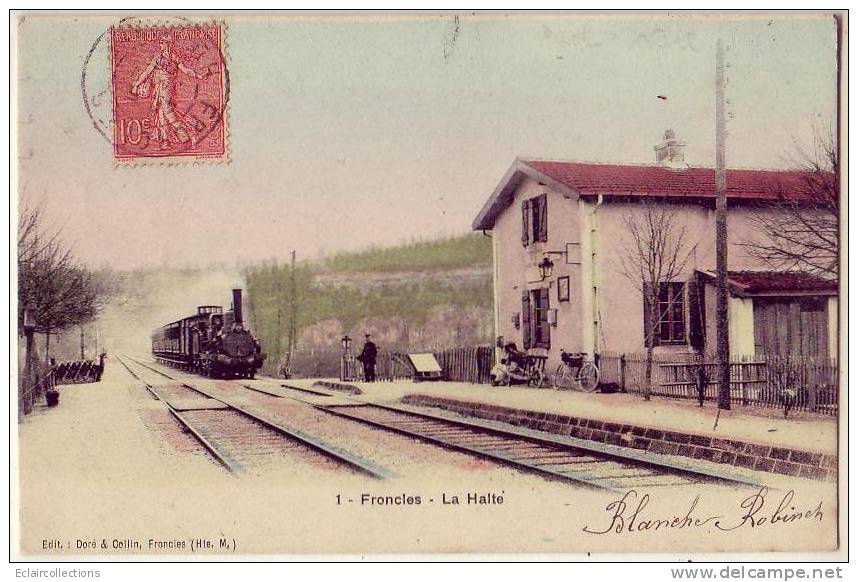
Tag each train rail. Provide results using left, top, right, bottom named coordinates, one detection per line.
left=117, top=355, right=391, bottom=479
left=237, top=380, right=333, bottom=399
left=315, top=402, right=761, bottom=492
left=120, top=356, right=761, bottom=490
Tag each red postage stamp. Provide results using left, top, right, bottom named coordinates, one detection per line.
left=109, top=24, right=228, bottom=162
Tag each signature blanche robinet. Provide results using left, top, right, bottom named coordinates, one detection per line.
left=583, top=487, right=823, bottom=535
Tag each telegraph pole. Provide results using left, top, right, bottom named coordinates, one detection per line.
left=715, top=39, right=731, bottom=410
left=287, top=250, right=297, bottom=364
left=276, top=276, right=283, bottom=355
left=80, top=327, right=86, bottom=360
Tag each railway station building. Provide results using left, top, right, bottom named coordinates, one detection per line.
left=472, top=131, right=838, bottom=373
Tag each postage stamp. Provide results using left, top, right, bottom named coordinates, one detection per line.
left=109, top=24, right=227, bottom=163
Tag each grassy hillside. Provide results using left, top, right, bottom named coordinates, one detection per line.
left=244, top=233, right=494, bottom=375
left=321, top=233, right=492, bottom=272
left=40, top=235, right=492, bottom=378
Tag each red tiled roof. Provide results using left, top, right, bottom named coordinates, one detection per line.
left=523, top=160, right=813, bottom=201
left=472, top=158, right=829, bottom=231
left=725, top=271, right=838, bottom=294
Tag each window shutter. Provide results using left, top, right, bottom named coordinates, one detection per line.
left=539, top=286, right=551, bottom=348
left=687, top=278, right=704, bottom=352
left=521, top=200, right=531, bottom=246
left=537, top=194, right=548, bottom=242
left=521, top=290, right=532, bottom=349
left=643, top=282, right=660, bottom=348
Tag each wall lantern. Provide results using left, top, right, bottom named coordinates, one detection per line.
left=547, top=308, right=558, bottom=327
left=496, top=335, right=505, bottom=348
left=341, top=334, right=352, bottom=353
left=538, top=256, right=554, bottom=280
left=511, top=313, right=520, bottom=329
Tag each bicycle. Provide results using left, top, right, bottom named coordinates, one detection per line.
left=552, top=350, right=600, bottom=392
left=525, top=354, right=549, bottom=388
left=491, top=353, right=549, bottom=388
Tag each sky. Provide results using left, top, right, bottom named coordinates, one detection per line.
left=14, top=11, right=839, bottom=270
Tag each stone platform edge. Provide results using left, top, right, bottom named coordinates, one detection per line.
left=312, top=380, right=363, bottom=395
left=400, top=394, right=837, bottom=482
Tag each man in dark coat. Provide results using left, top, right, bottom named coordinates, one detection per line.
left=95, top=352, right=106, bottom=382
left=357, top=334, right=378, bottom=382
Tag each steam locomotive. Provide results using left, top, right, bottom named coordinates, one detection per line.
left=151, top=288, right=266, bottom=379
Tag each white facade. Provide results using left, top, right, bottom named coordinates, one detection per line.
left=480, top=161, right=837, bottom=369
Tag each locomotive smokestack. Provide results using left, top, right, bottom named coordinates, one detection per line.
left=232, top=289, right=243, bottom=326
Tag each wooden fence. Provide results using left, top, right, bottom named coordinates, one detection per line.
left=54, top=360, right=103, bottom=384
left=370, top=346, right=494, bottom=384
left=373, top=352, right=418, bottom=382
left=291, top=347, right=837, bottom=415
left=433, top=346, right=494, bottom=384
left=599, top=352, right=839, bottom=415
left=18, top=369, right=54, bottom=417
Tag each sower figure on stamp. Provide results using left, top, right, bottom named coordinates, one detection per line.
left=357, top=334, right=378, bottom=382
left=130, top=35, right=211, bottom=150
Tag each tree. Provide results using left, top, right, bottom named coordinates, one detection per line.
left=618, top=201, right=696, bottom=401
left=18, top=204, right=107, bottom=363
left=741, top=126, right=839, bottom=277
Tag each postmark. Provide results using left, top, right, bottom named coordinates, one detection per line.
left=108, top=24, right=227, bottom=162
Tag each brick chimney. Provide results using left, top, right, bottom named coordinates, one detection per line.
left=654, top=129, right=687, bottom=168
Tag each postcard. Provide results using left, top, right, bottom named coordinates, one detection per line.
left=10, top=10, right=845, bottom=563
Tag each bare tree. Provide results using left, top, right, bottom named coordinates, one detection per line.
left=741, top=126, right=839, bottom=277
left=618, top=201, right=696, bottom=400
left=18, top=203, right=107, bottom=363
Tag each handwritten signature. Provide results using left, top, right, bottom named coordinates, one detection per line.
left=583, top=487, right=823, bottom=535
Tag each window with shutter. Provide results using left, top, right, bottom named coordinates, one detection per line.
left=658, top=282, right=687, bottom=344
left=521, top=195, right=548, bottom=246
left=521, top=291, right=532, bottom=349
left=643, top=282, right=687, bottom=345
left=536, top=194, right=548, bottom=242
left=521, top=199, right=531, bottom=246
left=687, top=277, right=705, bottom=352
left=536, top=287, right=551, bottom=348
left=642, top=282, right=660, bottom=348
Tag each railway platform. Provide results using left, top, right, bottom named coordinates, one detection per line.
left=15, top=362, right=226, bottom=553
left=17, top=362, right=205, bottom=487
left=285, top=377, right=839, bottom=482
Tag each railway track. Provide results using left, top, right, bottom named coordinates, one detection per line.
left=121, top=356, right=761, bottom=491
left=238, top=380, right=333, bottom=399
left=315, top=402, right=761, bottom=492
left=117, top=355, right=390, bottom=479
